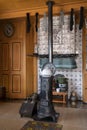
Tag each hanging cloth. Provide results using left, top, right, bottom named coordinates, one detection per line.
left=43, top=12, right=48, bottom=32
left=59, top=10, right=64, bottom=28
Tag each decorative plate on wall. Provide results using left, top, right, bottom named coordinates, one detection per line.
left=3, top=23, right=15, bottom=37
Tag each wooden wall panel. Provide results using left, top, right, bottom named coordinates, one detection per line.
left=82, top=27, right=87, bottom=102
left=26, top=57, right=33, bottom=96
left=84, top=75, right=87, bottom=86
left=26, top=17, right=34, bottom=55
left=33, top=57, right=38, bottom=93
left=12, top=42, right=21, bottom=70
left=26, top=16, right=36, bottom=96
left=83, top=88, right=87, bottom=102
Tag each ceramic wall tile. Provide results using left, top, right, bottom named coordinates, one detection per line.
left=37, top=14, right=82, bottom=100
left=38, top=15, right=75, bottom=55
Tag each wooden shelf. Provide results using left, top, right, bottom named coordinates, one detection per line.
left=33, top=53, right=78, bottom=58
left=52, top=91, right=68, bottom=104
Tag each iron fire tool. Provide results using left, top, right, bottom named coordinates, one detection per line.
left=70, top=8, right=74, bottom=31
left=26, top=13, right=31, bottom=33
left=35, top=13, right=39, bottom=32
left=34, top=12, right=39, bottom=54
left=79, top=6, right=84, bottom=30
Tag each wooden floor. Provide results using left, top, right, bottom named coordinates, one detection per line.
left=0, top=100, right=87, bottom=130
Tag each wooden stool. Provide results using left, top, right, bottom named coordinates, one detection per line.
left=52, top=91, right=68, bottom=104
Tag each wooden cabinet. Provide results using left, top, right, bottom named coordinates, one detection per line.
left=52, top=91, right=68, bottom=104
left=0, top=17, right=37, bottom=99
left=0, top=40, right=26, bottom=99
left=0, top=18, right=27, bottom=99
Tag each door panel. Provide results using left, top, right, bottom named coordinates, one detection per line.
left=2, top=43, right=9, bottom=71
left=9, top=40, right=26, bottom=98
left=2, top=74, right=9, bottom=92
left=0, top=44, right=3, bottom=86
left=12, top=74, right=21, bottom=93
left=12, top=42, right=21, bottom=70
left=1, top=40, right=26, bottom=99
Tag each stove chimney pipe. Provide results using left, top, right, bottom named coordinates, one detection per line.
left=46, top=1, right=54, bottom=63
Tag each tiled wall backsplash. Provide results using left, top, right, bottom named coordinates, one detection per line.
left=38, top=15, right=76, bottom=54
left=37, top=15, right=82, bottom=100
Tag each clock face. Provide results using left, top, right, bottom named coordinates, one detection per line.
left=4, top=23, right=14, bottom=37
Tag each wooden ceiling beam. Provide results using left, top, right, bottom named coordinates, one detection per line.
left=0, top=1, right=87, bottom=19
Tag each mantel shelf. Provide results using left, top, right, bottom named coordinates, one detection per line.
left=33, top=53, right=78, bottom=58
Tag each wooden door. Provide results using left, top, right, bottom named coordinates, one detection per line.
left=0, top=39, right=26, bottom=99
left=0, top=18, right=26, bottom=99
left=0, top=42, right=9, bottom=98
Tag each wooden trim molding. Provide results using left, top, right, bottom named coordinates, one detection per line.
left=0, top=1, right=87, bottom=19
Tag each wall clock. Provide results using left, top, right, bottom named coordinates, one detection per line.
left=4, top=23, right=15, bottom=37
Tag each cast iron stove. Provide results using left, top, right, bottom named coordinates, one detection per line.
left=34, top=1, right=59, bottom=122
